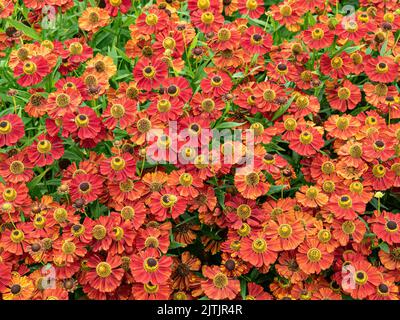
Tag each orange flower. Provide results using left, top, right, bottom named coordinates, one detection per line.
left=201, top=265, right=240, bottom=300
left=296, top=185, right=328, bottom=208
left=296, top=238, right=334, bottom=274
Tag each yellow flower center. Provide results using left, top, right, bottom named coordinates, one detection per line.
left=252, top=238, right=267, bottom=253
left=321, top=161, right=335, bottom=174
left=305, top=186, right=318, bottom=199
left=145, top=13, right=158, bottom=26
left=237, top=223, right=251, bottom=237
left=201, top=98, right=215, bottom=112
left=119, top=179, right=134, bottom=192
left=113, top=226, right=124, bottom=240
left=338, top=195, right=352, bottom=209
left=336, top=116, right=350, bottom=130
left=237, top=204, right=251, bottom=220
left=280, top=4, right=292, bottom=16
left=338, top=87, right=351, bottom=100
left=33, top=214, right=46, bottom=229
left=23, top=61, right=37, bottom=75
left=179, top=173, right=193, bottom=186
left=342, top=221, right=355, bottom=234
left=201, top=11, right=214, bottom=24
left=278, top=224, right=293, bottom=238
left=144, top=236, right=159, bottom=248
left=350, top=52, right=363, bottom=65
left=69, top=42, right=83, bottom=55
left=213, top=273, right=228, bottom=289
left=246, top=0, right=257, bottom=10
left=92, top=225, right=107, bottom=240
left=322, top=180, right=335, bottom=193
left=197, top=0, right=210, bottom=10
left=62, top=241, right=76, bottom=254
left=0, top=120, right=12, bottom=134
left=372, top=164, right=386, bottom=178
left=331, top=57, right=343, bottom=69
left=157, top=99, right=171, bottom=112
left=162, top=37, right=176, bottom=50
left=56, top=93, right=71, bottom=107
left=299, top=131, right=313, bottom=144
left=3, top=188, right=17, bottom=201
left=136, top=118, right=151, bottom=133
left=307, top=248, right=322, bottom=262
left=109, top=0, right=121, bottom=6
left=111, top=157, right=126, bottom=171
left=160, top=194, right=177, bottom=208
left=296, top=95, right=310, bottom=109
left=54, top=208, right=68, bottom=223
left=354, top=270, right=368, bottom=285
left=245, top=172, right=260, bottom=186
left=9, top=161, right=25, bottom=175
left=250, top=122, right=264, bottom=136
left=318, top=230, right=331, bottom=243
left=311, top=28, right=324, bottom=40
left=10, top=229, right=24, bottom=243
left=376, top=62, right=388, bottom=73
left=144, top=257, right=159, bottom=272
left=144, top=283, right=159, bottom=293
left=385, top=220, right=398, bottom=233
left=121, top=206, right=135, bottom=220
left=110, top=104, right=125, bottom=119
left=143, top=66, right=156, bottom=78
left=218, top=28, right=231, bottom=41
left=284, top=118, right=297, bottom=131
left=74, top=114, right=89, bottom=128
left=96, top=262, right=112, bottom=278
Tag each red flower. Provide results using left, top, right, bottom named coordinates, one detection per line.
left=130, top=248, right=172, bottom=284
left=0, top=114, right=24, bottom=147
left=133, top=57, right=168, bottom=91
left=364, top=56, right=398, bottom=83
left=239, top=233, right=278, bottom=268
left=62, top=107, right=102, bottom=140
left=296, top=238, right=334, bottom=274
left=240, top=26, right=272, bottom=55
left=100, top=153, right=137, bottom=182
left=371, top=211, right=400, bottom=245
left=85, top=254, right=124, bottom=292
left=69, top=173, right=104, bottom=203
left=289, top=125, right=324, bottom=157
left=14, top=56, right=50, bottom=86
left=200, top=71, right=232, bottom=95
left=201, top=265, right=240, bottom=300
left=27, top=134, right=64, bottom=167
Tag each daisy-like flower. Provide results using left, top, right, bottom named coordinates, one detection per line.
left=326, top=80, right=362, bottom=112
left=130, top=248, right=172, bottom=284
left=343, top=259, right=382, bottom=300
left=2, top=272, right=35, bottom=300
left=191, top=9, right=224, bottom=34
left=332, top=218, right=366, bottom=246
left=78, top=7, right=110, bottom=33
left=105, top=0, right=131, bottom=16
left=133, top=57, right=168, bottom=91
left=364, top=56, right=398, bottom=83
left=132, top=282, right=171, bottom=300
left=171, top=251, right=201, bottom=291
left=296, top=238, right=334, bottom=274
left=324, top=114, right=361, bottom=140
left=136, top=8, right=169, bottom=35
left=0, top=114, right=24, bottom=147
left=240, top=26, right=272, bottom=55
left=26, top=134, right=64, bottom=167
left=327, top=193, right=366, bottom=220
left=234, top=169, right=270, bottom=200
left=295, top=185, right=328, bottom=208
left=99, top=153, right=137, bottom=182
left=62, top=107, right=102, bottom=140
left=363, top=162, right=395, bottom=190
left=13, top=55, right=50, bottom=86
left=320, top=53, right=352, bottom=79
left=362, top=133, right=396, bottom=162
left=289, top=125, right=324, bottom=157
left=201, top=265, right=240, bottom=300
left=200, top=71, right=232, bottom=95
left=46, top=87, right=83, bottom=119
left=302, top=23, right=334, bottom=50
left=69, top=173, right=104, bottom=203
left=167, top=169, right=203, bottom=198
left=239, top=232, right=278, bottom=268
left=265, top=214, right=306, bottom=251
left=371, top=211, right=400, bottom=245
left=148, top=187, right=188, bottom=221
left=102, top=98, right=137, bottom=130
left=85, top=254, right=124, bottom=293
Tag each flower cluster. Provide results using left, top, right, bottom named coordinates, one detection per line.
left=0, top=0, right=400, bottom=300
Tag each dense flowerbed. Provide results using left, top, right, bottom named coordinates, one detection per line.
left=0, top=0, right=400, bottom=300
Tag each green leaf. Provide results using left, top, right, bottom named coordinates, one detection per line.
left=7, top=19, right=42, bottom=41
left=379, top=242, right=390, bottom=253
left=214, top=122, right=245, bottom=129
left=240, top=279, right=247, bottom=300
